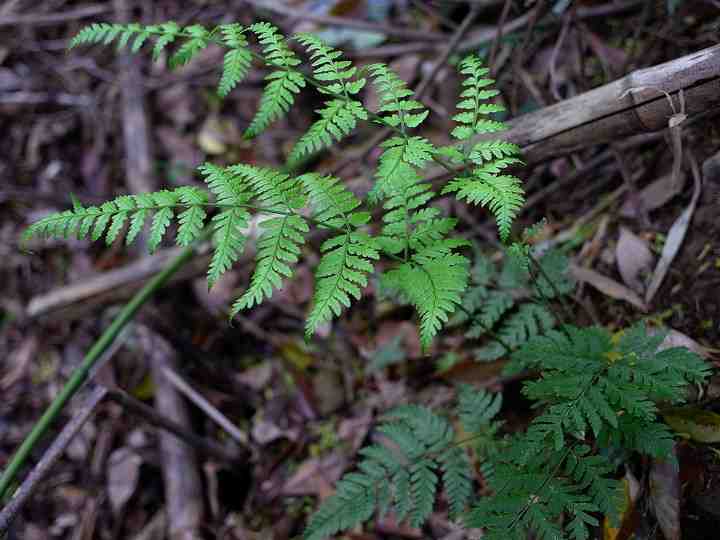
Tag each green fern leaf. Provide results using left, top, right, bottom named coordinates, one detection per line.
left=368, top=63, right=428, bottom=130
left=228, top=165, right=309, bottom=311
left=169, top=24, right=208, bottom=68
left=443, top=173, right=523, bottom=242
left=305, top=231, right=380, bottom=337
left=384, top=253, right=469, bottom=349
left=288, top=99, right=367, bottom=163
left=217, top=24, right=252, bottom=97
left=452, top=55, right=502, bottom=141
left=245, top=22, right=304, bottom=138
left=199, top=163, right=253, bottom=288
left=295, top=33, right=363, bottom=93
left=175, top=186, right=208, bottom=246
left=151, top=22, right=180, bottom=61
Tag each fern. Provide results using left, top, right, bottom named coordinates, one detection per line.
left=245, top=22, right=305, bottom=138
left=301, top=173, right=380, bottom=337
left=368, top=63, right=428, bottom=129
left=229, top=165, right=308, bottom=312
left=455, top=248, right=572, bottom=361
left=198, top=163, right=252, bottom=288
left=288, top=34, right=368, bottom=163
left=383, top=253, right=469, bottom=350
left=305, top=387, right=501, bottom=540
left=465, top=322, right=709, bottom=540
left=441, top=56, right=525, bottom=242
left=218, top=24, right=252, bottom=97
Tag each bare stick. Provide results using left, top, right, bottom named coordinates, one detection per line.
left=0, top=386, right=108, bottom=535
left=161, top=367, right=250, bottom=448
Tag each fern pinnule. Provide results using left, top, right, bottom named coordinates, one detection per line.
left=176, top=186, right=208, bottom=246
left=288, top=99, right=367, bottom=164
left=443, top=172, right=524, bottom=242
left=285, top=34, right=368, bottom=163
left=452, top=55, right=504, bottom=141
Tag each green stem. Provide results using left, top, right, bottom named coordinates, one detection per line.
left=0, top=244, right=196, bottom=501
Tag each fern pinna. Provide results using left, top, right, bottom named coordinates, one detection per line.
left=27, top=21, right=524, bottom=348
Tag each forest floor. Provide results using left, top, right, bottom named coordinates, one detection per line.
left=1, top=1, right=720, bottom=539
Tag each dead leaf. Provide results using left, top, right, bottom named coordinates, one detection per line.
left=658, top=328, right=711, bottom=359
left=649, top=444, right=681, bottom=540
left=616, top=227, right=653, bottom=294
left=620, top=172, right=685, bottom=217
left=645, top=167, right=701, bottom=304
left=106, top=447, right=142, bottom=515
left=1, top=335, right=37, bottom=390
left=569, top=263, right=648, bottom=311
left=281, top=453, right=345, bottom=497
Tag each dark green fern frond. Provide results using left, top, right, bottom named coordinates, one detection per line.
left=227, top=165, right=309, bottom=311
left=304, top=404, right=472, bottom=540
left=217, top=23, right=252, bottom=97
left=245, top=22, right=305, bottom=138
left=368, top=63, right=428, bottom=130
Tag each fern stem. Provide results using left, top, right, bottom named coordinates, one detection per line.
left=0, top=242, right=197, bottom=501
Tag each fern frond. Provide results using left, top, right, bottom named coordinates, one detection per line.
left=443, top=172, right=524, bottom=242
left=295, top=33, right=365, bottom=95
left=69, top=23, right=128, bottom=49
left=199, top=163, right=252, bottom=288
left=452, top=55, right=503, bottom=141
left=245, top=23, right=304, bottom=138
left=300, top=172, right=363, bottom=227
left=305, top=404, right=470, bottom=540
left=470, top=140, right=521, bottom=162
left=497, top=303, right=556, bottom=348
left=371, top=136, right=436, bottom=202
left=368, top=63, right=428, bottom=130
left=301, top=171, right=379, bottom=336
left=169, top=24, right=209, bottom=68
left=218, top=24, right=252, bottom=97
left=306, top=231, right=379, bottom=337
left=383, top=253, right=469, bottom=349
left=22, top=187, right=212, bottom=252
left=228, top=165, right=309, bottom=311
left=288, top=99, right=367, bottom=163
